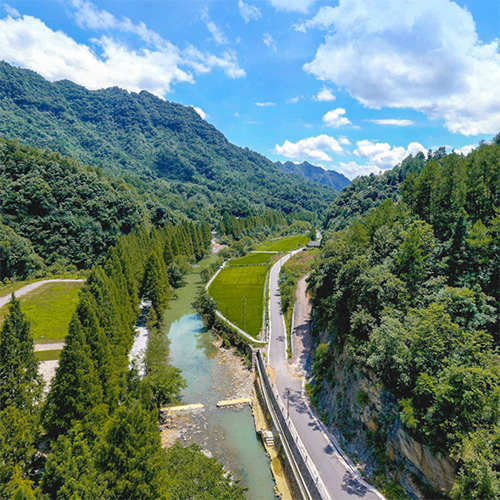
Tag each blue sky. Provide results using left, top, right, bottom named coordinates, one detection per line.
left=0, top=0, right=498, bottom=178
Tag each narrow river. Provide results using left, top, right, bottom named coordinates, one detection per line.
left=162, top=256, right=276, bottom=500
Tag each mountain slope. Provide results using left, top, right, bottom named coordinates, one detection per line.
left=275, top=160, right=351, bottom=191
left=0, top=62, right=336, bottom=216
left=323, top=153, right=427, bottom=231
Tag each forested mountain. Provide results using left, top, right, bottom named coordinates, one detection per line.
left=0, top=61, right=336, bottom=217
left=309, top=138, right=499, bottom=498
left=323, top=152, right=428, bottom=231
left=275, top=160, right=351, bottom=191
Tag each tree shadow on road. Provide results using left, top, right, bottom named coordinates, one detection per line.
left=341, top=471, right=369, bottom=497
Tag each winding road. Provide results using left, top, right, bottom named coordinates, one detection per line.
left=267, top=251, right=385, bottom=500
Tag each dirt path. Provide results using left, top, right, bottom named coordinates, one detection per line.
left=289, top=275, right=313, bottom=378
left=0, top=279, right=86, bottom=309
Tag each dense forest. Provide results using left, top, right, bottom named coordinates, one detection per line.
left=0, top=222, right=247, bottom=499
left=309, top=138, right=499, bottom=498
left=0, top=62, right=337, bottom=217
left=323, top=152, right=428, bottom=231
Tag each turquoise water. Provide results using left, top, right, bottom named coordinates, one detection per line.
left=166, top=312, right=276, bottom=500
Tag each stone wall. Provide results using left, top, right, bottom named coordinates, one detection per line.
left=317, top=348, right=457, bottom=499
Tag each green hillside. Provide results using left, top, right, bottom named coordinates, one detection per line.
left=0, top=62, right=336, bottom=217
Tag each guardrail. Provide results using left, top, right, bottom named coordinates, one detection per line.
left=256, top=350, right=330, bottom=500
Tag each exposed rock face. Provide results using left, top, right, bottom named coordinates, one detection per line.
left=317, top=348, right=457, bottom=499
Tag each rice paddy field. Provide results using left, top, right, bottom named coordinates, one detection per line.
left=228, top=253, right=276, bottom=266
left=209, top=265, right=268, bottom=338
left=256, top=234, right=309, bottom=252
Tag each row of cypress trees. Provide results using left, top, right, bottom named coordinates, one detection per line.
left=0, top=220, right=215, bottom=498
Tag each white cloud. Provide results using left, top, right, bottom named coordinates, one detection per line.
left=256, top=102, right=276, bottom=107
left=338, top=136, right=351, bottom=145
left=313, top=86, right=336, bottom=102
left=238, top=1, right=262, bottom=22
left=323, top=108, right=351, bottom=128
left=263, top=33, right=277, bottom=51
left=354, top=140, right=426, bottom=168
left=268, top=0, right=316, bottom=14
left=3, top=4, right=20, bottom=18
left=0, top=11, right=244, bottom=98
left=205, top=19, right=229, bottom=45
left=303, top=0, right=500, bottom=136
left=274, top=134, right=345, bottom=162
left=367, top=119, right=414, bottom=126
left=70, top=0, right=164, bottom=45
left=454, top=144, right=476, bottom=156
left=337, top=161, right=382, bottom=179
left=191, top=106, right=208, bottom=120
left=287, top=96, right=300, bottom=104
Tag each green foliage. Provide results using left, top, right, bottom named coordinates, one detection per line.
left=192, top=289, right=218, bottom=329
left=0, top=296, right=42, bottom=411
left=164, top=443, right=247, bottom=500
left=95, top=399, right=169, bottom=500
left=142, top=329, right=186, bottom=409
left=141, top=251, right=170, bottom=313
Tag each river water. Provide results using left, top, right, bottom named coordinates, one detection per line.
left=162, top=258, right=276, bottom=500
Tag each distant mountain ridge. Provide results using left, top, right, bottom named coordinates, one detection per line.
left=275, top=161, right=351, bottom=191
left=0, top=61, right=336, bottom=217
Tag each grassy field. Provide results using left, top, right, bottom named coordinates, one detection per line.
left=36, top=350, right=62, bottom=362
left=0, top=282, right=84, bottom=342
left=256, top=235, right=309, bottom=252
left=228, top=253, right=275, bottom=266
left=209, top=265, right=268, bottom=338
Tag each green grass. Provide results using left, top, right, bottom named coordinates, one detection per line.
left=228, top=253, right=275, bottom=266
left=0, top=282, right=84, bottom=342
left=36, top=349, right=62, bottom=361
left=209, top=266, right=268, bottom=338
left=256, top=235, right=309, bottom=252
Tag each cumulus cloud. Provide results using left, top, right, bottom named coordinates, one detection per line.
left=263, top=33, right=277, bottom=51
left=338, top=136, right=351, bottom=145
left=256, top=102, right=276, bottom=107
left=287, top=96, right=300, bottom=104
left=303, top=0, right=500, bottom=136
left=238, top=1, right=262, bottom=22
left=268, top=0, right=316, bottom=14
left=337, top=161, right=382, bottom=179
left=191, top=106, right=209, bottom=120
left=323, top=108, right=351, bottom=128
left=354, top=140, right=426, bottom=168
left=0, top=9, right=244, bottom=98
left=367, top=119, right=414, bottom=126
left=201, top=9, right=229, bottom=45
left=454, top=144, right=476, bottom=156
left=274, top=134, right=345, bottom=162
left=313, top=86, right=336, bottom=102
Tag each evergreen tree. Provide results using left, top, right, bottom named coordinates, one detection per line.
left=0, top=296, right=42, bottom=411
left=96, top=399, right=168, bottom=500
left=42, top=316, right=104, bottom=438
left=40, top=425, right=109, bottom=500
left=141, top=251, right=170, bottom=314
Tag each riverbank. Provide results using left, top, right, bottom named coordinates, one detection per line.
left=160, top=255, right=277, bottom=500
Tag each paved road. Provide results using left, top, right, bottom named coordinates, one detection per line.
left=0, top=279, right=85, bottom=309
left=268, top=251, right=384, bottom=500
